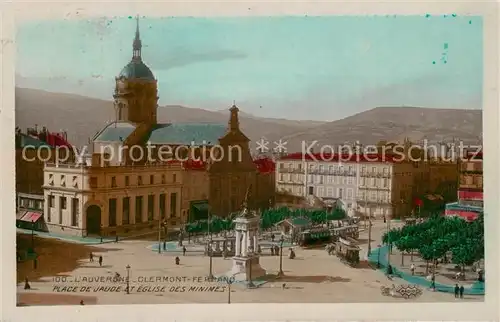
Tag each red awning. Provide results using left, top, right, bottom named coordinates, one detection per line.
left=458, top=190, right=483, bottom=201
left=16, top=211, right=27, bottom=220
left=20, top=212, right=43, bottom=223
left=445, top=209, right=479, bottom=222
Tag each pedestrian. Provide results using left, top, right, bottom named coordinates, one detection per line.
left=271, top=234, right=275, bottom=242
left=98, top=256, right=103, bottom=267
left=431, top=274, right=436, bottom=290
left=175, top=256, right=180, bottom=265
left=24, top=276, right=31, bottom=290
left=454, top=284, right=459, bottom=298
left=410, top=264, right=415, bottom=276
left=89, top=252, right=93, bottom=262
left=282, top=283, right=286, bottom=290
left=80, top=300, right=85, bottom=305
left=459, top=285, right=464, bottom=298
left=383, top=216, right=386, bottom=223
left=183, top=246, right=186, bottom=256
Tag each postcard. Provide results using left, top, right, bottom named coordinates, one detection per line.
left=1, top=1, right=498, bottom=321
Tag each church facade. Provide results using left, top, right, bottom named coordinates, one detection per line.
left=41, top=17, right=275, bottom=237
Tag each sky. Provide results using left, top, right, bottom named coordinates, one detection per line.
left=16, top=15, right=483, bottom=121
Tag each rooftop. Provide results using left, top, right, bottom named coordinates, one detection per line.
left=279, top=152, right=400, bottom=163
left=93, top=121, right=226, bottom=145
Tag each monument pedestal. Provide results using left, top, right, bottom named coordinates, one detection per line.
left=230, top=255, right=266, bottom=281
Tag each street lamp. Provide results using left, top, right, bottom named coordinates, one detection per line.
left=208, top=209, right=214, bottom=280
left=386, top=199, right=404, bottom=274
left=163, top=220, right=168, bottom=251
left=376, top=244, right=381, bottom=268
left=158, top=219, right=162, bottom=254
left=31, top=220, right=35, bottom=250
left=278, top=235, right=285, bottom=277
left=226, top=275, right=235, bottom=303
left=126, top=265, right=131, bottom=294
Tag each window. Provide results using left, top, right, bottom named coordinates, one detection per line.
left=319, top=176, right=324, bottom=184
left=372, top=166, right=376, bottom=173
left=327, top=187, right=334, bottom=197
left=148, top=195, right=154, bottom=221
left=122, top=197, right=130, bottom=225
left=159, top=194, right=166, bottom=219
left=338, top=188, right=343, bottom=199
left=170, top=193, right=177, bottom=217
left=71, top=198, right=79, bottom=226
left=315, top=175, right=321, bottom=183
left=161, top=174, right=166, bottom=184
left=370, top=191, right=377, bottom=200
left=371, top=177, right=376, bottom=186
left=361, top=166, right=366, bottom=174
left=307, top=175, right=313, bottom=183
left=150, top=175, right=154, bottom=185
left=138, top=176, right=143, bottom=186
left=60, top=175, right=66, bottom=187
left=279, top=163, right=284, bottom=169
left=173, top=174, right=177, bottom=183
left=318, top=187, right=324, bottom=197
left=347, top=188, right=353, bottom=198
left=383, top=178, right=388, bottom=188
left=279, top=173, right=284, bottom=181
left=60, top=196, right=67, bottom=209
left=49, top=196, right=55, bottom=208
left=125, top=176, right=129, bottom=186
left=72, top=176, right=78, bottom=188
left=48, top=174, right=54, bottom=185
left=319, top=165, right=324, bottom=172
left=298, top=163, right=302, bottom=170
left=111, top=176, right=117, bottom=188
left=109, top=198, right=117, bottom=227
left=135, top=196, right=143, bottom=223
left=329, top=166, right=334, bottom=173
left=89, top=177, right=98, bottom=188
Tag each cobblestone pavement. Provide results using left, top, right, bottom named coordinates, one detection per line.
left=17, top=226, right=483, bottom=305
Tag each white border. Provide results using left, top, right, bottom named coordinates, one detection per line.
left=1, top=1, right=499, bottom=321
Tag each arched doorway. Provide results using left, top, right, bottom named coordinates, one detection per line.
left=86, top=205, right=101, bottom=236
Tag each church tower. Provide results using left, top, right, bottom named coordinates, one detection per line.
left=113, top=16, right=158, bottom=125
left=209, top=104, right=257, bottom=216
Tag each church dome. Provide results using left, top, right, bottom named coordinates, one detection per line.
left=119, top=60, right=155, bottom=81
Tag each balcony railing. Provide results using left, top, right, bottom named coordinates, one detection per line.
left=307, top=169, right=357, bottom=176
left=278, top=168, right=305, bottom=174
left=277, top=180, right=303, bottom=186
left=360, top=171, right=391, bottom=178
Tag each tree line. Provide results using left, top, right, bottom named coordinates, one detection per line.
left=382, top=213, right=484, bottom=273
left=184, top=207, right=347, bottom=234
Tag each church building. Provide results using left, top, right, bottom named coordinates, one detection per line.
left=41, top=17, right=275, bottom=237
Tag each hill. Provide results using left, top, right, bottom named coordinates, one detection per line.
left=15, top=88, right=482, bottom=154
left=15, top=88, right=323, bottom=149
left=281, top=106, right=482, bottom=152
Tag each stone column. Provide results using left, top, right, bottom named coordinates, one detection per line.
left=253, top=232, right=258, bottom=253
left=242, top=231, right=248, bottom=257
left=235, top=230, right=241, bottom=256
left=117, top=197, right=123, bottom=226
left=129, top=196, right=136, bottom=225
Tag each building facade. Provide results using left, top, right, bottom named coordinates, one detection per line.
left=40, top=17, right=276, bottom=236
left=445, top=152, right=483, bottom=221
left=276, top=153, right=418, bottom=219
left=43, top=158, right=184, bottom=237
left=16, top=127, right=73, bottom=195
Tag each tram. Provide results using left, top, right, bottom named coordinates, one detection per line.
left=298, top=228, right=335, bottom=247
left=335, top=237, right=361, bottom=267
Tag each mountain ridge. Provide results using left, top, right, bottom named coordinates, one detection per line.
left=15, top=87, right=482, bottom=153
